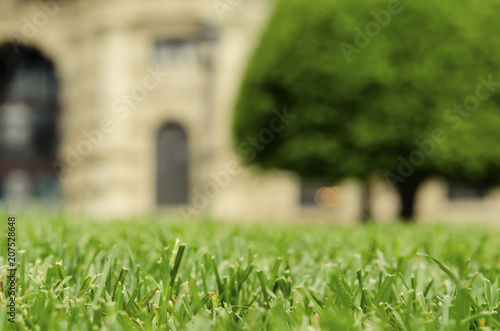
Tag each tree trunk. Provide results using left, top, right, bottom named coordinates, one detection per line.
left=360, top=183, right=372, bottom=223
left=396, top=180, right=421, bottom=221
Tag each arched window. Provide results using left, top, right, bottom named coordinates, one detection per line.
left=0, top=45, right=60, bottom=204
left=157, top=122, right=189, bottom=205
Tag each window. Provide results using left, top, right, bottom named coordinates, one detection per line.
left=157, top=122, right=189, bottom=205
left=0, top=45, right=60, bottom=204
left=154, top=24, right=219, bottom=69
left=300, top=181, right=343, bottom=208
left=300, top=182, right=323, bottom=206
left=155, top=39, right=197, bottom=67
left=447, top=180, right=490, bottom=200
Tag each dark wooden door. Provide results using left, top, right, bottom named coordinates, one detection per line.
left=157, top=123, right=189, bottom=205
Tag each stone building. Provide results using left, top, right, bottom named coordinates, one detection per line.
left=0, top=0, right=499, bottom=223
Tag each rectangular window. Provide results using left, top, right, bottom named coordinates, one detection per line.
left=447, top=180, right=490, bottom=200
left=300, top=182, right=323, bottom=206
left=155, top=39, right=198, bottom=67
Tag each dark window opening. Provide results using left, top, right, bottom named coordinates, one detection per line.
left=155, top=39, right=197, bottom=66
left=154, top=24, right=219, bottom=68
left=447, top=180, right=490, bottom=200
left=0, top=44, right=61, bottom=204
left=300, top=182, right=324, bottom=206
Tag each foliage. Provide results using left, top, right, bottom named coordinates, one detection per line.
left=233, top=0, right=500, bottom=209
left=1, top=213, right=500, bottom=330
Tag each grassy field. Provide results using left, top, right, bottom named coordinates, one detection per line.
left=1, top=213, right=500, bottom=330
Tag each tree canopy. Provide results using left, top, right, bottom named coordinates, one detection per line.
left=233, top=0, right=500, bottom=219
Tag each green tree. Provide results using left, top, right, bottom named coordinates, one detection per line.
left=233, top=0, right=500, bottom=220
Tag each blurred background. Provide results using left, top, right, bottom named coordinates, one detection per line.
left=1, top=0, right=500, bottom=223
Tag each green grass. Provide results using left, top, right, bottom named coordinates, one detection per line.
left=1, top=213, right=500, bottom=330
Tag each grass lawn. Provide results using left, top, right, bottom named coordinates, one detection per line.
left=1, top=213, right=500, bottom=330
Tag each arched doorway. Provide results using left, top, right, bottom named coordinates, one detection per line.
left=0, top=44, right=61, bottom=205
left=157, top=122, right=189, bottom=205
